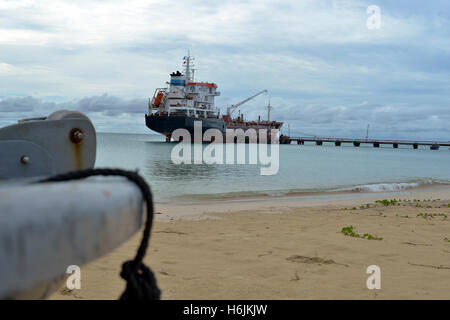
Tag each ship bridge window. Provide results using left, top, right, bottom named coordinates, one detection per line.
left=190, top=86, right=195, bottom=92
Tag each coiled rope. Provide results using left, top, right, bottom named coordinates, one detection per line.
left=37, top=168, right=161, bottom=300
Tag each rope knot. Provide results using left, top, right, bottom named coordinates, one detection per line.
left=38, top=168, right=161, bottom=300
left=120, top=260, right=161, bottom=300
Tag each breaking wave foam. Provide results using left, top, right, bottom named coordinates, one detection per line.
left=169, top=180, right=449, bottom=203
left=343, top=181, right=430, bottom=193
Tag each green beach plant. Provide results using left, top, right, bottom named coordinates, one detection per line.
left=375, top=199, right=398, bottom=206
left=417, top=213, right=448, bottom=220
left=341, top=225, right=383, bottom=240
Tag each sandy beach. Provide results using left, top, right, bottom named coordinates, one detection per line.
left=50, top=185, right=450, bottom=300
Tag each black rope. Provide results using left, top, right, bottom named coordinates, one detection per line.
left=37, top=168, right=161, bottom=300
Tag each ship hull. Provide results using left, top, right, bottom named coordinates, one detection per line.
left=146, top=114, right=225, bottom=141
left=145, top=114, right=282, bottom=143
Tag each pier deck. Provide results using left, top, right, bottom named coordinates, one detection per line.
left=280, top=136, right=450, bottom=149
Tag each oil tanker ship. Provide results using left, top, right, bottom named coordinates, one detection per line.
left=145, top=54, right=282, bottom=142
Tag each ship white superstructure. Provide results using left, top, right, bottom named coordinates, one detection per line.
left=149, top=54, right=220, bottom=118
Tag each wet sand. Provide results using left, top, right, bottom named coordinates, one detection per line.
left=50, top=186, right=450, bottom=299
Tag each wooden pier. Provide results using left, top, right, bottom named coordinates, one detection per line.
left=279, top=135, right=450, bottom=150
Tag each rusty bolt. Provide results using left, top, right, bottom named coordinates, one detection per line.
left=20, top=155, right=29, bottom=164
left=70, top=129, right=84, bottom=143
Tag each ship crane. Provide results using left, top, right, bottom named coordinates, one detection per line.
left=227, top=89, right=268, bottom=117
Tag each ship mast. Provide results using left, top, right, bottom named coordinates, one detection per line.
left=184, top=51, right=193, bottom=82
left=267, top=100, right=271, bottom=122
left=183, top=52, right=193, bottom=108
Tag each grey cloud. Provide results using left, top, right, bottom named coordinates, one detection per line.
left=0, top=95, right=448, bottom=139
left=0, top=94, right=147, bottom=116
left=271, top=102, right=450, bottom=124
left=74, top=94, right=147, bottom=115
left=270, top=102, right=450, bottom=140
left=0, top=96, right=55, bottom=113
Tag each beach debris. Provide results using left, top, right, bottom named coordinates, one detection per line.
left=408, top=262, right=450, bottom=270
left=286, top=255, right=335, bottom=265
left=182, top=276, right=199, bottom=281
left=59, top=287, right=83, bottom=299
left=257, top=251, right=272, bottom=258
left=290, top=271, right=300, bottom=281
left=59, top=287, right=73, bottom=296
left=402, top=242, right=432, bottom=247
left=158, top=269, right=174, bottom=276
left=154, top=230, right=187, bottom=235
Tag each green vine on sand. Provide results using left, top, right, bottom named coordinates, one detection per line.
left=375, top=199, right=398, bottom=206
left=341, top=225, right=383, bottom=241
left=417, top=213, right=448, bottom=220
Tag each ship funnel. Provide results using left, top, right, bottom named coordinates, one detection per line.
left=170, top=71, right=186, bottom=87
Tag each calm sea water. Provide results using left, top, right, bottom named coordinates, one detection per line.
left=96, top=133, right=450, bottom=202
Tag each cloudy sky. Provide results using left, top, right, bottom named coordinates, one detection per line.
left=1, top=0, right=449, bottom=139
